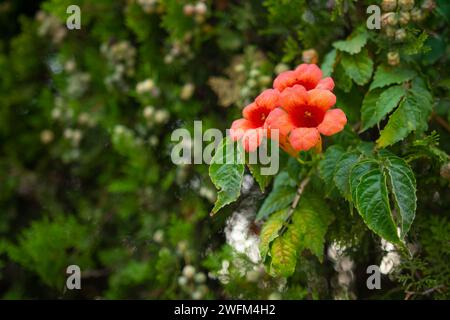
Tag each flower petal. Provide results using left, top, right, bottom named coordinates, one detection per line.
left=294, top=64, right=323, bottom=90
left=230, top=118, right=253, bottom=141
left=255, top=88, right=280, bottom=110
left=289, top=127, right=321, bottom=151
left=317, top=108, right=347, bottom=136
left=279, top=84, right=308, bottom=114
left=307, top=89, right=336, bottom=112
left=316, top=77, right=335, bottom=91
left=265, top=108, right=295, bottom=137
left=273, top=70, right=299, bottom=92
left=242, top=128, right=264, bottom=152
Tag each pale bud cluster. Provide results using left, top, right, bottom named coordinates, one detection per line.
left=64, top=128, right=83, bottom=147
left=178, top=264, right=208, bottom=299
left=102, top=41, right=137, bottom=89
left=136, top=79, right=160, bottom=97
left=180, top=83, right=195, bottom=100
left=164, top=35, right=194, bottom=64
left=40, top=129, right=54, bottom=144
left=142, top=105, right=170, bottom=126
left=183, top=1, right=208, bottom=23
left=137, top=0, right=160, bottom=14
left=36, top=10, right=67, bottom=44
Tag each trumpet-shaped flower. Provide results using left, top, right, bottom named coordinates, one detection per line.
left=230, top=89, right=280, bottom=152
left=265, top=85, right=346, bottom=152
left=273, top=64, right=335, bottom=92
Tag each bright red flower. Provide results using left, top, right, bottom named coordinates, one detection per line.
left=273, top=64, right=335, bottom=92
left=230, top=89, right=280, bottom=152
left=265, top=84, right=347, bottom=152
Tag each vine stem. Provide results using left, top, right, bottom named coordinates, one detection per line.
left=280, top=176, right=311, bottom=234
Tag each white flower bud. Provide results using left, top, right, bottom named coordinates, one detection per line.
left=182, top=265, right=196, bottom=279
left=40, top=130, right=54, bottom=144
left=195, top=2, right=207, bottom=15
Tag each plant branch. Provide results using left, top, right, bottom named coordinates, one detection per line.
left=280, top=176, right=311, bottom=234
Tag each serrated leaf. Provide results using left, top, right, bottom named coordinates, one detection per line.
left=318, top=145, right=345, bottom=191
left=369, top=65, right=416, bottom=91
left=289, top=192, right=334, bottom=261
left=259, top=209, right=290, bottom=261
left=361, top=85, right=406, bottom=132
left=247, top=162, right=273, bottom=192
left=256, top=185, right=296, bottom=220
left=321, top=49, right=337, bottom=77
left=333, top=29, right=368, bottom=54
left=335, top=63, right=353, bottom=92
left=209, top=137, right=245, bottom=214
left=349, top=159, right=379, bottom=204
left=377, top=79, right=433, bottom=147
left=333, top=151, right=361, bottom=200
left=381, top=153, right=417, bottom=239
left=354, top=168, right=400, bottom=244
left=269, top=236, right=297, bottom=277
left=341, top=49, right=373, bottom=86
left=268, top=191, right=334, bottom=277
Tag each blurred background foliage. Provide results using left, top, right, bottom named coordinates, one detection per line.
left=0, top=0, right=449, bottom=299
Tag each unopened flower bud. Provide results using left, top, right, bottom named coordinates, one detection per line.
left=234, top=63, right=245, bottom=73
left=195, top=2, right=207, bottom=15
left=395, top=28, right=407, bottom=42
left=182, top=265, right=196, bottom=279
left=180, top=83, right=195, bottom=100
left=411, top=8, right=425, bottom=22
left=398, top=0, right=414, bottom=11
left=154, top=109, right=169, bottom=124
left=274, top=63, right=289, bottom=74
left=153, top=229, right=164, bottom=243
left=40, top=130, right=54, bottom=144
left=422, top=0, right=436, bottom=11
left=384, top=26, right=396, bottom=38
left=302, top=49, right=319, bottom=64
left=382, top=12, right=398, bottom=27
left=387, top=51, right=400, bottom=66
left=183, top=4, right=195, bottom=16
left=143, top=106, right=155, bottom=119
left=381, top=0, right=397, bottom=11
left=194, top=272, right=206, bottom=283
left=178, top=276, right=188, bottom=286
left=399, top=11, right=410, bottom=25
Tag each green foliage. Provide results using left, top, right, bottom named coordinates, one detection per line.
left=377, top=79, right=433, bottom=147
left=209, top=137, right=245, bottom=214
left=1, top=0, right=449, bottom=300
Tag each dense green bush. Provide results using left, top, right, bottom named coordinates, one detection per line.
left=0, top=0, right=449, bottom=299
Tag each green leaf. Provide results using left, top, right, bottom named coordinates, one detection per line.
left=333, top=151, right=361, bottom=200
left=333, top=29, right=368, bottom=54
left=259, top=209, right=290, bottom=261
left=341, top=49, right=373, bottom=86
left=289, top=192, right=334, bottom=261
left=377, top=79, right=433, bottom=147
left=256, top=185, right=296, bottom=220
left=247, top=162, right=273, bottom=192
left=381, top=153, right=417, bottom=239
left=268, top=191, right=334, bottom=277
left=334, top=63, right=353, bottom=92
left=209, top=137, right=245, bottom=214
left=369, top=65, right=416, bottom=91
left=361, top=85, right=406, bottom=132
left=321, top=49, right=337, bottom=77
left=269, top=236, right=297, bottom=277
left=349, top=159, right=379, bottom=204
left=354, top=167, right=400, bottom=244
left=318, top=145, right=345, bottom=191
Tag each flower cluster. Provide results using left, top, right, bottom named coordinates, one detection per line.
left=230, top=64, right=347, bottom=154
